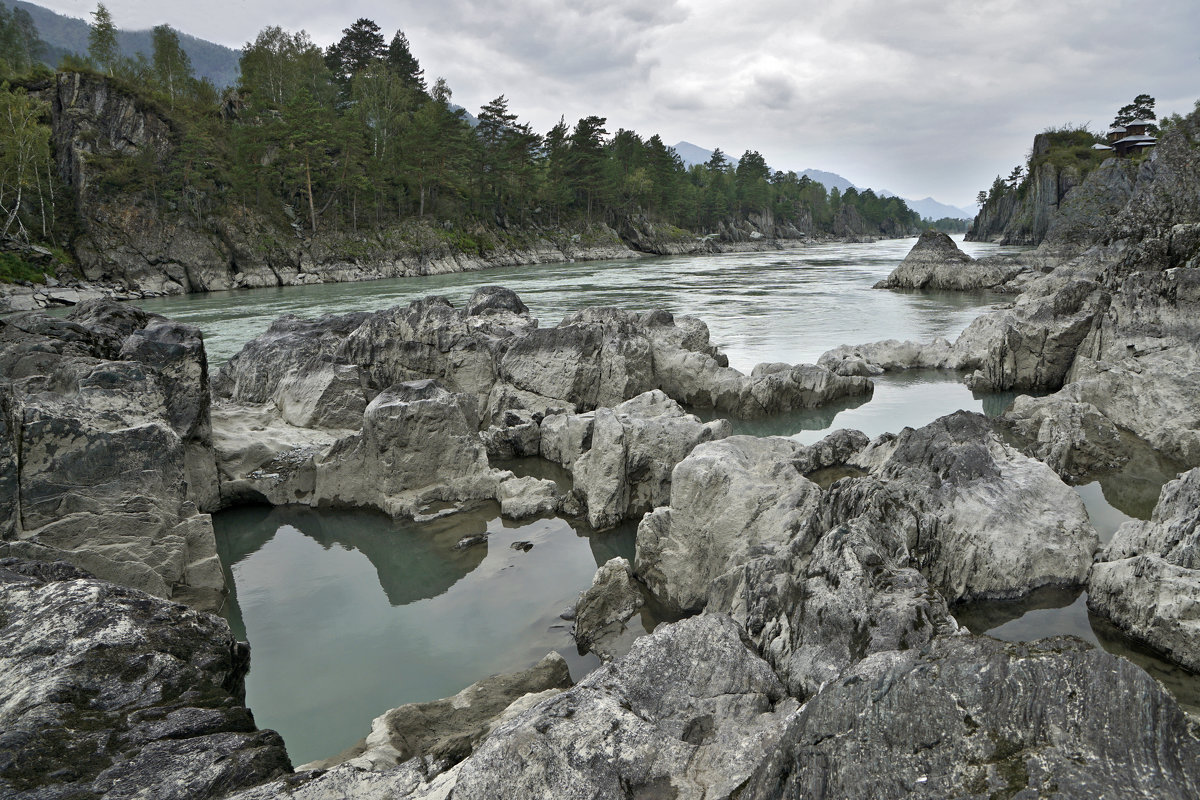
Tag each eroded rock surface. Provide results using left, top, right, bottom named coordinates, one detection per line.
left=215, top=288, right=870, bottom=426
left=573, top=556, right=646, bottom=662
left=740, top=636, right=1200, bottom=800
left=0, top=558, right=290, bottom=799
left=447, top=614, right=799, bottom=800
left=0, top=301, right=225, bottom=610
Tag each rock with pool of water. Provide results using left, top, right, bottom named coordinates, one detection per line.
left=573, top=556, right=645, bottom=662
left=1088, top=467, right=1200, bottom=671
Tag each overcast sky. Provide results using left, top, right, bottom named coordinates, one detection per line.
left=33, top=0, right=1200, bottom=208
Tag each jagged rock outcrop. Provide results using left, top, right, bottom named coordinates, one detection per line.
left=542, top=391, right=731, bottom=530
left=633, top=414, right=1092, bottom=697
left=447, top=614, right=799, bottom=799
left=874, top=230, right=1030, bottom=290
left=844, top=412, right=1098, bottom=600
left=998, top=388, right=1131, bottom=482
left=572, top=557, right=646, bottom=662
left=0, top=558, right=291, bottom=799
left=639, top=413, right=1095, bottom=612
left=739, top=635, right=1200, bottom=800
left=1088, top=467, right=1200, bottom=671
left=636, top=435, right=825, bottom=614
left=215, top=289, right=871, bottom=427
left=0, top=301, right=225, bottom=610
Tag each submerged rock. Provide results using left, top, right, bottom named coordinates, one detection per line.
left=1089, top=467, right=1200, bottom=671
left=573, top=556, right=646, bottom=662
left=0, top=558, right=291, bottom=799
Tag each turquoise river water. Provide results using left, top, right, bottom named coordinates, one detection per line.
left=128, top=235, right=1196, bottom=763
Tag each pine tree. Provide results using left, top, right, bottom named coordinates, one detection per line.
left=325, top=18, right=386, bottom=89
left=88, top=3, right=119, bottom=76
left=386, top=31, right=426, bottom=95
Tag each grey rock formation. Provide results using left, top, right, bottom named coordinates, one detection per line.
left=846, top=411, right=1098, bottom=601
left=739, top=635, right=1200, bottom=800
left=0, top=559, right=291, bottom=799
left=217, top=291, right=870, bottom=428
left=312, top=380, right=506, bottom=518
left=496, top=475, right=559, bottom=519
left=573, top=556, right=646, bottom=662
left=0, top=302, right=225, bottom=610
left=999, top=388, right=1131, bottom=481
left=636, top=435, right=823, bottom=613
left=1089, top=467, right=1200, bottom=671
left=447, top=614, right=799, bottom=800
left=567, top=391, right=731, bottom=529
left=306, top=652, right=572, bottom=773
left=875, top=230, right=1029, bottom=290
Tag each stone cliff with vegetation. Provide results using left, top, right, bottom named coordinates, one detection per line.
left=0, top=9, right=920, bottom=302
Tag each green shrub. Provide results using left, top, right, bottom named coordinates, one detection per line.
left=0, top=252, right=46, bottom=283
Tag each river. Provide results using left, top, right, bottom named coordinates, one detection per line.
left=136, top=236, right=1194, bottom=764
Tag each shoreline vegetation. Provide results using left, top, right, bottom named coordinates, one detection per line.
left=0, top=7, right=931, bottom=303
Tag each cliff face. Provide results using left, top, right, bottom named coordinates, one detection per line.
left=35, top=74, right=914, bottom=297
left=966, top=133, right=1089, bottom=245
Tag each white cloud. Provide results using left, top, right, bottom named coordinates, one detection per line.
left=30, top=0, right=1200, bottom=206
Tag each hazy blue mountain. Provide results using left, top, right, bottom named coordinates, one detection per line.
left=671, top=141, right=972, bottom=220
left=672, top=141, right=739, bottom=169
left=903, top=197, right=974, bottom=221
left=15, top=0, right=241, bottom=87
left=798, top=168, right=856, bottom=194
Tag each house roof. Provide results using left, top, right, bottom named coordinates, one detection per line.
left=1092, top=143, right=1115, bottom=150
left=1108, top=126, right=1127, bottom=133
left=1114, top=135, right=1157, bottom=146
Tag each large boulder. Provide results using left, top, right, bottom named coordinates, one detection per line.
left=312, top=380, right=506, bottom=517
left=1088, top=467, right=1200, bottom=671
left=633, top=429, right=957, bottom=697
left=739, top=635, right=1200, bottom=800
left=447, top=614, right=799, bottom=800
left=564, top=390, right=731, bottom=529
left=845, top=411, right=1098, bottom=601
left=0, top=302, right=224, bottom=610
left=0, top=559, right=291, bottom=799
left=635, top=435, right=823, bottom=613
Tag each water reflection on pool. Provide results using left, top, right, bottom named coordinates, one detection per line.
left=216, top=503, right=637, bottom=765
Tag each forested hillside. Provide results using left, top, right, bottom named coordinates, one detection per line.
left=0, top=7, right=921, bottom=290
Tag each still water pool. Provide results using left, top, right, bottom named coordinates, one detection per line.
left=196, top=236, right=1194, bottom=761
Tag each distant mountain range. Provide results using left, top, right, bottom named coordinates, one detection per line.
left=16, top=0, right=241, bottom=87
left=672, top=141, right=974, bottom=221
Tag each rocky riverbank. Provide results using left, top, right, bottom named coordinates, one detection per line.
left=5, top=99, right=1200, bottom=797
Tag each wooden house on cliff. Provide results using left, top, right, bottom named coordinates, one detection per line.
left=1105, top=120, right=1158, bottom=156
